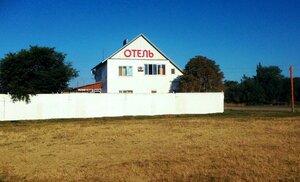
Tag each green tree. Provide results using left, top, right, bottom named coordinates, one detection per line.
left=255, top=63, right=284, bottom=104
left=224, top=80, right=241, bottom=103
left=278, top=77, right=300, bottom=104
left=177, top=75, right=200, bottom=92
left=239, top=75, right=265, bottom=105
left=223, top=63, right=297, bottom=105
left=0, top=46, right=78, bottom=102
left=278, top=78, right=290, bottom=103
left=294, top=78, right=300, bottom=103
left=178, top=56, right=224, bottom=92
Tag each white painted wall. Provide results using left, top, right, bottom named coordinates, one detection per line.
left=107, top=59, right=181, bottom=93
left=0, top=93, right=224, bottom=121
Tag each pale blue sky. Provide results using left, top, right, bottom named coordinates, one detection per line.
left=1, top=0, right=300, bottom=87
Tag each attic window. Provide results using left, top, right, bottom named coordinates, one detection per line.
left=171, top=68, right=175, bottom=74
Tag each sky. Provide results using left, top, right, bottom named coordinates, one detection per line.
left=1, top=0, right=300, bottom=87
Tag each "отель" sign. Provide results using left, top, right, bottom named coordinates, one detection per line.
left=124, top=49, right=154, bottom=58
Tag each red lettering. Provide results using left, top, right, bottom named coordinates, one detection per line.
left=149, top=50, right=154, bottom=58
left=132, top=49, right=137, bottom=57
left=143, top=50, right=148, bottom=57
left=123, top=49, right=154, bottom=58
left=124, top=49, right=131, bottom=57
left=137, top=50, right=142, bottom=57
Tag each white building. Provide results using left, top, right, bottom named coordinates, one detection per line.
left=92, top=34, right=183, bottom=93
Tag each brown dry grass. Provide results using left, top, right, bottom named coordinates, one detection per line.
left=0, top=110, right=299, bottom=181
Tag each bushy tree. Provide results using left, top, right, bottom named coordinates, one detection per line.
left=0, top=46, right=78, bottom=102
left=177, top=75, right=200, bottom=92
left=239, top=75, right=265, bottom=104
left=224, top=63, right=296, bottom=105
left=178, top=56, right=224, bottom=92
left=278, top=78, right=291, bottom=103
left=255, top=63, right=284, bottom=104
left=224, top=80, right=241, bottom=103
left=294, top=78, right=300, bottom=102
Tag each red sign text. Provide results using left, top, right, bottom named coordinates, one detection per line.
left=124, top=49, right=154, bottom=58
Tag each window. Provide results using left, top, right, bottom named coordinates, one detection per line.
left=158, top=65, right=161, bottom=75
left=145, top=64, right=149, bottom=74
left=144, top=64, right=165, bottom=75
left=149, top=64, right=153, bottom=75
left=122, top=66, right=126, bottom=76
left=171, top=68, right=175, bottom=74
left=153, top=64, right=157, bottom=75
left=119, top=90, right=133, bottom=93
left=151, top=90, right=157, bottom=93
left=127, top=66, right=132, bottom=76
left=119, top=66, right=132, bottom=76
left=118, top=66, right=122, bottom=76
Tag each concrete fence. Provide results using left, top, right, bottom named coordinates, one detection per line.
left=0, top=93, right=224, bottom=121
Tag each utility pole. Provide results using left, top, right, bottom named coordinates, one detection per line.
left=289, top=66, right=294, bottom=112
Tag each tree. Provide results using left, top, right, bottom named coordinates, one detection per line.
left=178, top=56, right=224, bottom=92
left=278, top=78, right=291, bottom=103
left=239, top=75, right=265, bottom=104
left=224, top=80, right=241, bottom=103
left=277, top=77, right=300, bottom=104
left=177, top=75, right=201, bottom=92
left=0, top=46, right=78, bottom=102
left=223, top=63, right=291, bottom=105
left=294, top=78, right=300, bottom=103
left=255, top=63, right=284, bottom=104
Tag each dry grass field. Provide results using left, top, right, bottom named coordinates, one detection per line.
left=0, top=110, right=299, bottom=181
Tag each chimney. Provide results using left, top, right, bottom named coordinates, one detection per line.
left=123, top=39, right=128, bottom=46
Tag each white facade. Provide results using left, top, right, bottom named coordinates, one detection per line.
left=92, top=34, right=183, bottom=93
